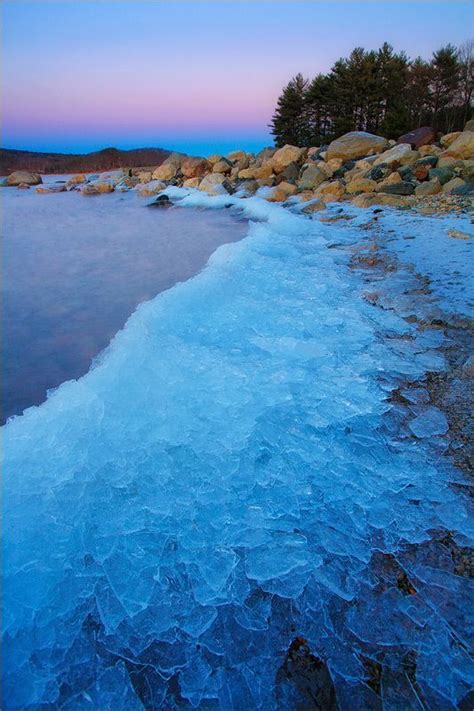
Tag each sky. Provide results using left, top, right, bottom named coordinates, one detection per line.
left=2, top=1, right=472, bottom=156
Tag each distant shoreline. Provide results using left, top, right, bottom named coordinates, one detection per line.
left=0, top=146, right=174, bottom=175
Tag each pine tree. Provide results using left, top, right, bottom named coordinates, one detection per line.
left=269, top=74, right=309, bottom=147
left=429, top=45, right=462, bottom=131
left=406, top=57, right=432, bottom=128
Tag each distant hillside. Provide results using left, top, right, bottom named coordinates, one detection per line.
left=0, top=146, right=173, bottom=175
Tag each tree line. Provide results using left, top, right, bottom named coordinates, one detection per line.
left=270, top=41, right=473, bottom=147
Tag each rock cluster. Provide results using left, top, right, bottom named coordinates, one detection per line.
left=3, top=124, right=473, bottom=213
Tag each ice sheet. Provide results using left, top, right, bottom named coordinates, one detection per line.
left=2, top=190, right=473, bottom=710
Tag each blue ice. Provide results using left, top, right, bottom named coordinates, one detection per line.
left=2, top=192, right=473, bottom=710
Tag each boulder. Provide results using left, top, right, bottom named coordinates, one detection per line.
left=346, top=178, right=377, bottom=194
left=148, top=194, right=172, bottom=208
left=326, top=132, right=389, bottom=161
left=365, top=164, right=393, bottom=182
left=183, top=177, right=201, bottom=188
left=315, top=180, right=345, bottom=201
left=136, top=180, right=166, bottom=196
left=152, top=163, right=178, bottom=181
left=198, top=172, right=229, bottom=195
left=373, top=143, right=413, bottom=167
left=17, top=183, right=31, bottom=189
left=271, top=145, right=307, bottom=173
left=326, top=158, right=344, bottom=172
left=136, top=171, right=152, bottom=183
left=115, top=177, right=139, bottom=192
left=418, top=145, right=441, bottom=157
left=237, top=179, right=259, bottom=195
left=464, top=119, right=474, bottom=132
left=379, top=181, right=415, bottom=195
left=7, top=170, right=42, bottom=186
left=181, top=157, right=210, bottom=178
left=452, top=182, right=474, bottom=196
left=65, top=174, right=86, bottom=189
left=254, top=147, right=276, bottom=166
left=298, top=164, right=327, bottom=190
left=301, top=198, right=326, bottom=214
left=207, top=154, right=223, bottom=165
left=440, top=131, right=462, bottom=148
left=429, top=166, right=454, bottom=185
left=280, top=161, right=300, bottom=181
left=81, top=184, right=100, bottom=195
left=415, top=178, right=442, bottom=196
left=444, top=131, right=474, bottom=159
left=442, top=177, right=466, bottom=194
left=266, top=181, right=298, bottom=202
left=36, top=184, right=66, bottom=193
left=228, top=149, right=248, bottom=162
left=375, top=173, right=402, bottom=191
left=397, top=127, right=436, bottom=149
left=213, top=159, right=232, bottom=174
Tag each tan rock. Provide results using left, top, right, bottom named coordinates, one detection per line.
left=81, top=184, right=100, bottom=195
left=213, top=159, right=232, bottom=174
left=36, top=184, right=66, bottom=193
left=266, top=181, right=298, bottom=202
left=207, top=154, right=222, bottom=165
left=399, top=150, right=420, bottom=166
left=445, top=131, right=474, bottom=159
left=296, top=190, right=316, bottom=202
left=152, top=163, right=178, bottom=181
left=437, top=155, right=460, bottom=168
left=198, top=173, right=228, bottom=195
left=307, top=147, right=319, bottom=158
left=299, top=163, right=327, bottom=190
left=326, top=131, right=389, bottom=161
left=136, top=179, right=166, bottom=196
left=448, top=228, right=473, bottom=239
left=418, top=145, right=441, bottom=157
left=346, top=178, right=377, bottom=194
left=440, top=131, right=462, bottom=148
left=137, top=171, right=152, bottom=183
left=375, top=173, right=402, bottom=191
left=301, top=198, right=326, bottom=213
left=86, top=180, right=115, bottom=193
left=181, top=157, right=210, bottom=178
left=228, top=150, right=248, bottom=162
left=256, top=176, right=275, bottom=187
left=183, top=177, right=201, bottom=188
left=7, top=170, right=42, bottom=186
left=238, top=163, right=274, bottom=180
left=65, top=174, right=86, bottom=188
left=464, top=119, right=474, bottom=132
left=354, top=159, right=373, bottom=171
left=326, top=158, right=344, bottom=171
left=271, top=145, right=307, bottom=173
left=442, top=177, right=466, bottom=194
left=373, top=143, right=413, bottom=167
left=315, top=180, right=345, bottom=201
left=415, top=178, right=442, bottom=196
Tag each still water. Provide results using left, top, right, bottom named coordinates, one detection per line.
left=2, top=185, right=247, bottom=422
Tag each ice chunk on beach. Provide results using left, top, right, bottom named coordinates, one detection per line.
left=409, top=406, right=449, bottom=438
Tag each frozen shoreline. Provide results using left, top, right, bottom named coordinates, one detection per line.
left=2, top=189, right=473, bottom=710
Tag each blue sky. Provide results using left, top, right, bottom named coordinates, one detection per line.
left=2, top=1, right=472, bottom=155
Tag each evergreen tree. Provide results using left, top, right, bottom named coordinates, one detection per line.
left=458, top=40, right=474, bottom=125
left=269, top=74, right=309, bottom=147
left=429, top=44, right=462, bottom=131
left=406, top=57, right=432, bottom=128
left=270, top=39, right=473, bottom=148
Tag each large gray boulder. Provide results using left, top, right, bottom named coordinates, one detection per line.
left=7, top=171, right=42, bottom=186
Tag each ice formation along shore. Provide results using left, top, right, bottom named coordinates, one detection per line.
left=3, top=190, right=473, bottom=710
